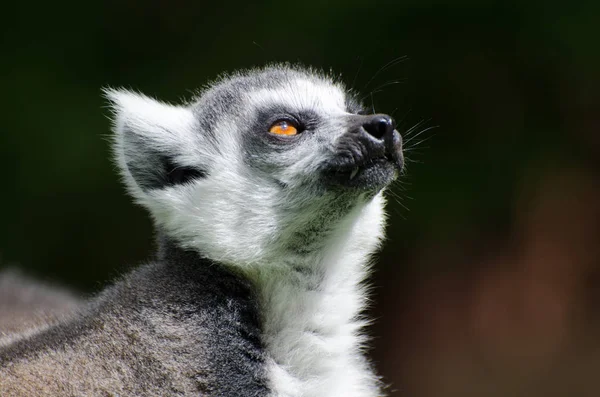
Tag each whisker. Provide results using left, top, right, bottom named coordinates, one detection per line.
left=363, top=55, right=408, bottom=91
left=403, top=125, right=438, bottom=146
left=371, top=79, right=405, bottom=92
left=403, top=119, right=430, bottom=137
left=396, top=108, right=412, bottom=126
left=403, top=156, right=424, bottom=164
left=359, top=80, right=404, bottom=102
left=351, top=56, right=364, bottom=90
left=385, top=188, right=410, bottom=217
left=370, top=92, right=376, bottom=114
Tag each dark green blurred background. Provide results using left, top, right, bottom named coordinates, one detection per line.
left=2, top=1, right=599, bottom=395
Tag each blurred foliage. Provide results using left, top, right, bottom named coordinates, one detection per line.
left=2, top=1, right=600, bottom=395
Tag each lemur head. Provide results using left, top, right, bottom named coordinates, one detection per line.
left=107, top=65, right=403, bottom=266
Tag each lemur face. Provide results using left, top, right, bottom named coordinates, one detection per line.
left=194, top=67, right=403, bottom=193
left=107, top=66, right=403, bottom=265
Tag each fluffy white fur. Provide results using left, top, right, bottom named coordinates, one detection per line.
left=256, top=194, right=387, bottom=396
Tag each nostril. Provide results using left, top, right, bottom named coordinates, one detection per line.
left=363, top=115, right=395, bottom=140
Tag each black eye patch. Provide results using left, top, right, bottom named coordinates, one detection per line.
left=161, top=156, right=207, bottom=187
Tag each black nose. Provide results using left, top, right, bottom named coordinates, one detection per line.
left=362, top=114, right=396, bottom=140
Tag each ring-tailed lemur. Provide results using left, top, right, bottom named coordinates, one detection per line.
left=0, top=64, right=403, bottom=396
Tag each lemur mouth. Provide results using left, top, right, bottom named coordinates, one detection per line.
left=347, top=151, right=398, bottom=180
left=323, top=113, right=403, bottom=190
left=326, top=156, right=399, bottom=189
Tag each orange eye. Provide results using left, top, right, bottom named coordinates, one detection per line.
left=269, top=120, right=298, bottom=136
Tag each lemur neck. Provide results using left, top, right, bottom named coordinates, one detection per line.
left=156, top=191, right=384, bottom=396
left=242, top=210, right=383, bottom=396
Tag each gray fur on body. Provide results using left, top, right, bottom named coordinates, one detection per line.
left=0, top=64, right=403, bottom=396
left=0, top=269, right=82, bottom=345
left=0, top=237, right=268, bottom=396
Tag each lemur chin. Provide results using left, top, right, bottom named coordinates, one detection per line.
left=0, top=64, right=403, bottom=396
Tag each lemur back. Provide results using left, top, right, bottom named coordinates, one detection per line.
left=0, top=65, right=403, bottom=397
left=0, top=269, right=81, bottom=347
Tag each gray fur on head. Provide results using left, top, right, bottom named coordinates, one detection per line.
left=1, top=64, right=403, bottom=396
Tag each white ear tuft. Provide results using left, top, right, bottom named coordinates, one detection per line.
left=104, top=89, right=194, bottom=139
left=103, top=88, right=200, bottom=200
